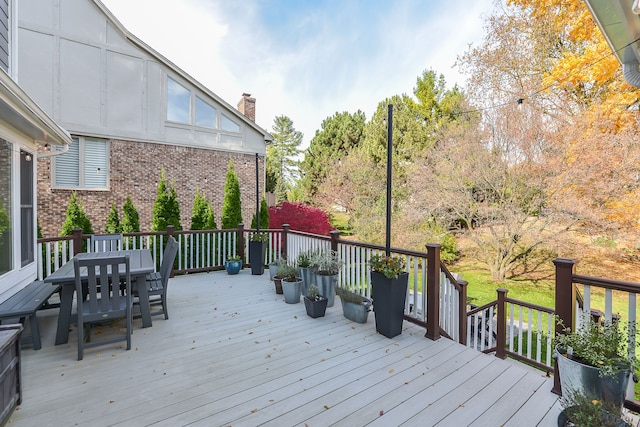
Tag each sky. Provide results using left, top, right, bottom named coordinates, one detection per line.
left=101, top=0, right=496, bottom=148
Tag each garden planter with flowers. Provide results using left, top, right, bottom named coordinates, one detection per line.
left=369, top=254, right=408, bottom=338
left=554, top=315, right=637, bottom=425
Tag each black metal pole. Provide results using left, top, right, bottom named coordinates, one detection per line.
left=255, top=153, right=260, bottom=232
left=386, top=104, right=392, bottom=256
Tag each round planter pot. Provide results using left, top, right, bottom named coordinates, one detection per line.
left=282, top=279, right=302, bottom=304
left=268, top=262, right=279, bottom=280
left=340, top=297, right=371, bottom=323
left=224, top=260, right=242, bottom=275
left=273, top=277, right=283, bottom=294
left=371, top=271, right=409, bottom=338
left=299, top=267, right=313, bottom=297
left=555, top=347, right=631, bottom=410
left=316, top=273, right=337, bottom=307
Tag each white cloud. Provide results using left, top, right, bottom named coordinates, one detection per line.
left=101, top=0, right=494, bottom=147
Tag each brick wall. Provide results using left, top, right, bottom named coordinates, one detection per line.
left=37, top=139, right=265, bottom=237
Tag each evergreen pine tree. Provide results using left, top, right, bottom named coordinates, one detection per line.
left=204, top=204, right=217, bottom=230
left=251, top=197, right=270, bottom=229
left=105, top=202, right=121, bottom=233
left=121, top=195, right=140, bottom=233
left=221, top=159, right=243, bottom=229
left=60, top=191, right=94, bottom=236
left=190, top=187, right=208, bottom=230
left=151, top=169, right=182, bottom=231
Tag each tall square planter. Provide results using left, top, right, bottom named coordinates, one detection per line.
left=371, top=271, right=409, bottom=338
left=249, top=241, right=266, bottom=275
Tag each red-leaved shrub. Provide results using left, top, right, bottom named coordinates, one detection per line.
left=269, top=202, right=333, bottom=236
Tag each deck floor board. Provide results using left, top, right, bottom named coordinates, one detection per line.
left=9, top=271, right=560, bottom=426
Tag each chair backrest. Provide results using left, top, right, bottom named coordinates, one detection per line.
left=90, top=234, right=123, bottom=252
left=159, top=236, right=179, bottom=287
left=74, top=255, right=131, bottom=319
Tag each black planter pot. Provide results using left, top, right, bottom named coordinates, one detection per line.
left=249, top=241, right=266, bottom=275
left=371, top=271, right=409, bottom=338
left=304, top=296, right=328, bottom=318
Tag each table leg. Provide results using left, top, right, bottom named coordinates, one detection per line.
left=136, top=275, right=152, bottom=328
left=55, top=284, right=74, bottom=345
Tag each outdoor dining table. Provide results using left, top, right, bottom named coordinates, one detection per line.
left=43, top=249, right=155, bottom=345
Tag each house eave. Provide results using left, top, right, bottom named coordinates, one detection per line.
left=0, top=68, right=71, bottom=147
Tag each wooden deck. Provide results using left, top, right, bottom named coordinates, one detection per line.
left=9, top=271, right=562, bottom=426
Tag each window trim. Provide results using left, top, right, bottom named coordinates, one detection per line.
left=51, top=136, right=110, bottom=191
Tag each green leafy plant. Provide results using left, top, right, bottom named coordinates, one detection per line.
left=560, top=388, right=630, bottom=427
left=369, top=254, right=406, bottom=279
left=60, top=191, right=94, bottom=236
left=151, top=168, right=182, bottom=231
left=277, top=263, right=299, bottom=282
left=297, top=249, right=315, bottom=268
left=121, top=195, right=140, bottom=233
left=555, top=315, right=637, bottom=378
left=226, top=255, right=241, bottom=261
left=221, top=158, right=243, bottom=229
left=105, top=202, right=120, bottom=233
left=306, top=284, right=324, bottom=301
left=249, top=232, right=269, bottom=242
left=311, top=250, right=342, bottom=275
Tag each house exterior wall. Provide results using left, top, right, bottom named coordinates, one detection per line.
left=0, top=0, right=8, bottom=72
left=37, top=140, right=265, bottom=237
left=18, top=0, right=271, bottom=236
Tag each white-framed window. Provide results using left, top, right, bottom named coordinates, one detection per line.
left=195, top=96, right=216, bottom=128
left=220, top=114, right=240, bottom=132
left=167, top=77, right=190, bottom=123
left=0, top=139, right=12, bottom=276
left=53, top=137, right=109, bottom=190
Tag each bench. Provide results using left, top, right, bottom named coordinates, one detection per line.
left=0, top=281, right=60, bottom=350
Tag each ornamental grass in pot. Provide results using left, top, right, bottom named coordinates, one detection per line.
left=311, top=250, right=342, bottom=307
left=297, top=250, right=315, bottom=297
left=278, top=263, right=302, bottom=304
left=336, top=286, right=371, bottom=324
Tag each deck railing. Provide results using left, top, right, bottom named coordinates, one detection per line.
left=37, top=227, right=639, bottom=407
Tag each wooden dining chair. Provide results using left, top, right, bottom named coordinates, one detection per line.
left=135, top=236, right=178, bottom=320
left=74, top=254, right=133, bottom=360
left=90, top=234, right=123, bottom=252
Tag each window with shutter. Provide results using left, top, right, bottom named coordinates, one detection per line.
left=53, top=137, right=108, bottom=190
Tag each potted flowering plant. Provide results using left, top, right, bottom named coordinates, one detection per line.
left=369, top=253, right=408, bottom=338
left=554, top=314, right=637, bottom=422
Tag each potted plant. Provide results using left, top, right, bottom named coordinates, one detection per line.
left=558, top=388, right=633, bottom=427
left=311, top=250, right=342, bottom=307
left=278, top=263, right=302, bottom=304
left=297, top=249, right=315, bottom=297
left=268, top=258, right=282, bottom=280
left=554, top=315, right=637, bottom=419
left=369, top=254, right=409, bottom=338
left=249, top=232, right=268, bottom=275
left=336, top=286, right=371, bottom=323
left=224, top=255, right=242, bottom=275
left=303, top=285, right=328, bottom=318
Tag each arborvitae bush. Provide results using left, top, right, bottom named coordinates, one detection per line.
left=221, top=158, right=243, bottom=229
left=251, top=197, right=270, bottom=229
left=151, top=169, right=182, bottom=231
left=60, top=191, right=94, bottom=236
left=121, top=195, right=140, bottom=233
left=190, top=188, right=210, bottom=230
left=269, top=202, right=332, bottom=235
left=105, top=202, right=121, bottom=233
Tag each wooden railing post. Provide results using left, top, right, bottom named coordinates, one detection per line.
left=238, top=224, right=245, bottom=261
left=425, top=244, right=441, bottom=341
left=552, top=257, right=577, bottom=395
left=72, top=228, right=83, bottom=255
left=281, top=224, right=289, bottom=260
left=330, top=230, right=340, bottom=253
left=495, top=288, right=508, bottom=359
left=458, top=279, right=468, bottom=345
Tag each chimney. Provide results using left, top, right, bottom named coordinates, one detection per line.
left=237, top=93, right=256, bottom=122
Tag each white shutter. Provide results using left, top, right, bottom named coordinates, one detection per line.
left=54, top=141, right=80, bottom=187
left=83, top=139, right=108, bottom=188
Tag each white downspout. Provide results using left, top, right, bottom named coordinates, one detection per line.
left=623, top=46, right=640, bottom=88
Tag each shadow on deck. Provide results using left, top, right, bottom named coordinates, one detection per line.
left=9, top=271, right=561, bottom=426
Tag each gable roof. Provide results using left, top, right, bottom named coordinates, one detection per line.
left=92, top=0, right=272, bottom=143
